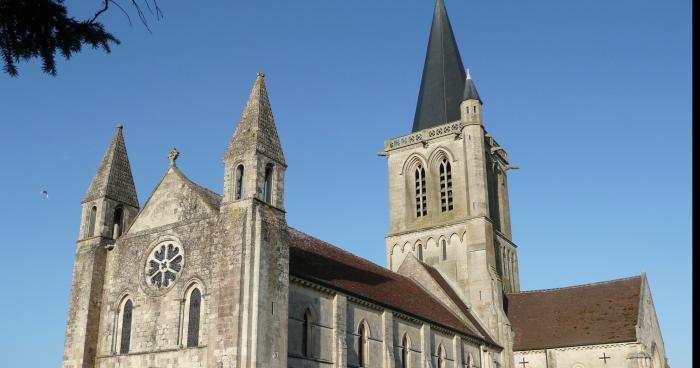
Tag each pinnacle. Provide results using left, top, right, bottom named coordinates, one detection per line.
left=83, top=126, right=139, bottom=207
left=225, top=73, right=285, bottom=165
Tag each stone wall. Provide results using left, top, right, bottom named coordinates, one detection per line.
left=288, top=278, right=498, bottom=368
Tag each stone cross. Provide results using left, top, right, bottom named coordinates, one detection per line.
left=519, top=357, right=529, bottom=368
left=168, top=148, right=179, bottom=166
left=599, top=352, right=611, bottom=364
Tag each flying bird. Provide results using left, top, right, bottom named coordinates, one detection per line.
left=40, top=190, right=49, bottom=199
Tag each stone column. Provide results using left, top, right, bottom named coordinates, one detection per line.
left=421, top=324, right=432, bottom=368
left=333, top=294, right=347, bottom=368
left=452, top=336, right=463, bottom=368
left=382, top=311, right=395, bottom=368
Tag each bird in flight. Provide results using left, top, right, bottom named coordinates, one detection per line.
left=40, top=190, right=49, bottom=199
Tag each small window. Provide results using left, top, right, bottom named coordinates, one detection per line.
left=263, top=164, right=274, bottom=203
left=112, top=206, right=124, bottom=239
left=415, top=166, right=427, bottom=217
left=401, top=334, right=410, bottom=368
left=441, top=239, right=447, bottom=260
left=186, top=288, right=202, bottom=347
left=119, top=300, right=133, bottom=354
left=88, top=205, right=97, bottom=237
left=417, top=243, right=423, bottom=261
left=302, top=309, right=313, bottom=357
left=439, top=159, right=454, bottom=212
left=235, top=165, right=244, bottom=200
left=437, top=345, right=446, bottom=368
left=358, top=323, right=368, bottom=367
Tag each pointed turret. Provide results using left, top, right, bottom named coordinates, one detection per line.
left=460, top=69, right=484, bottom=124
left=80, top=125, right=139, bottom=241
left=225, top=72, right=285, bottom=166
left=223, top=73, right=286, bottom=208
left=412, top=0, right=467, bottom=132
left=463, top=69, right=482, bottom=103
left=83, top=125, right=139, bottom=208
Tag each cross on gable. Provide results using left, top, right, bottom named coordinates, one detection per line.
left=599, top=352, right=611, bottom=364
left=519, top=357, right=529, bottom=368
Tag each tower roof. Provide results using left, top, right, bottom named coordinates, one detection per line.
left=83, top=125, right=139, bottom=207
left=412, top=0, right=467, bottom=132
left=463, top=69, right=482, bottom=103
left=225, top=72, right=285, bottom=165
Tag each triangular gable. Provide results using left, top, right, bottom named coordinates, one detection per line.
left=396, top=254, right=497, bottom=345
left=128, top=166, right=220, bottom=234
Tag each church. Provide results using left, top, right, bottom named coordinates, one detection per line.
left=61, top=1, right=668, bottom=367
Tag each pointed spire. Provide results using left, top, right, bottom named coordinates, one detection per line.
left=83, top=125, right=139, bottom=207
left=225, top=72, right=285, bottom=165
left=412, top=0, right=467, bottom=132
left=463, top=69, right=482, bottom=103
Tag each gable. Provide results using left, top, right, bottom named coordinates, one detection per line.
left=128, top=167, right=220, bottom=234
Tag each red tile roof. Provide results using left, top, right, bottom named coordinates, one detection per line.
left=287, top=228, right=485, bottom=341
left=506, top=276, right=642, bottom=351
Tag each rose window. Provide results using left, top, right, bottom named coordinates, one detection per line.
left=145, top=243, right=184, bottom=289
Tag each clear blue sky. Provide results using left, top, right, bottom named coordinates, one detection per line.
left=0, top=0, right=691, bottom=366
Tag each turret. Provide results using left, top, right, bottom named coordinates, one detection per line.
left=223, top=72, right=286, bottom=210
left=63, top=125, right=139, bottom=368
left=222, top=72, right=289, bottom=368
left=80, top=125, right=139, bottom=241
left=460, top=69, right=484, bottom=125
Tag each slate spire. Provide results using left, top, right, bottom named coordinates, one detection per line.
left=83, top=125, right=139, bottom=207
left=412, top=0, right=467, bottom=132
left=225, top=72, right=285, bottom=165
left=463, top=69, right=482, bottom=103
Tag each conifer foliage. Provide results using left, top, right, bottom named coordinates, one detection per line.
left=0, top=0, right=160, bottom=77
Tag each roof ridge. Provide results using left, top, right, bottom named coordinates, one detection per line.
left=509, top=274, right=642, bottom=295
left=287, top=227, right=393, bottom=274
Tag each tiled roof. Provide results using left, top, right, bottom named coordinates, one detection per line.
left=287, top=228, right=485, bottom=340
left=506, top=276, right=642, bottom=351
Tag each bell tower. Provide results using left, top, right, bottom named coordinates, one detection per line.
left=382, top=0, right=519, bottom=349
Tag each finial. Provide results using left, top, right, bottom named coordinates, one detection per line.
left=466, top=68, right=471, bottom=80
left=168, top=147, right=180, bottom=166
left=116, top=124, right=124, bottom=130
left=257, top=71, right=265, bottom=79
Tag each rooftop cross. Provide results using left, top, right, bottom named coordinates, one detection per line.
left=168, top=147, right=180, bottom=166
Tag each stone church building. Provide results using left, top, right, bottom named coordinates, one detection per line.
left=61, top=1, right=668, bottom=368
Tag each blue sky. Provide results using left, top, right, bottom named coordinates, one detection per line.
left=0, top=0, right=691, bottom=366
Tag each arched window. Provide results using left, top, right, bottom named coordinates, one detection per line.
left=441, top=239, right=447, bottom=261
left=358, top=322, right=368, bottom=367
left=437, top=345, right=446, bottom=368
left=302, top=309, right=313, bottom=358
left=439, top=159, right=454, bottom=212
left=186, top=288, right=202, bottom=347
left=263, top=163, right=274, bottom=203
left=417, top=243, right=423, bottom=261
left=235, top=165, right=244, bottom=200
left=119, top=299, right=133, bottom=354
left=401, top=334, right=410, bottom=368
left=112, top=206, right=124, bottom=239
left=415, top=165, right=427, bottom=217
left=88, top=205, right=97, bottom=237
